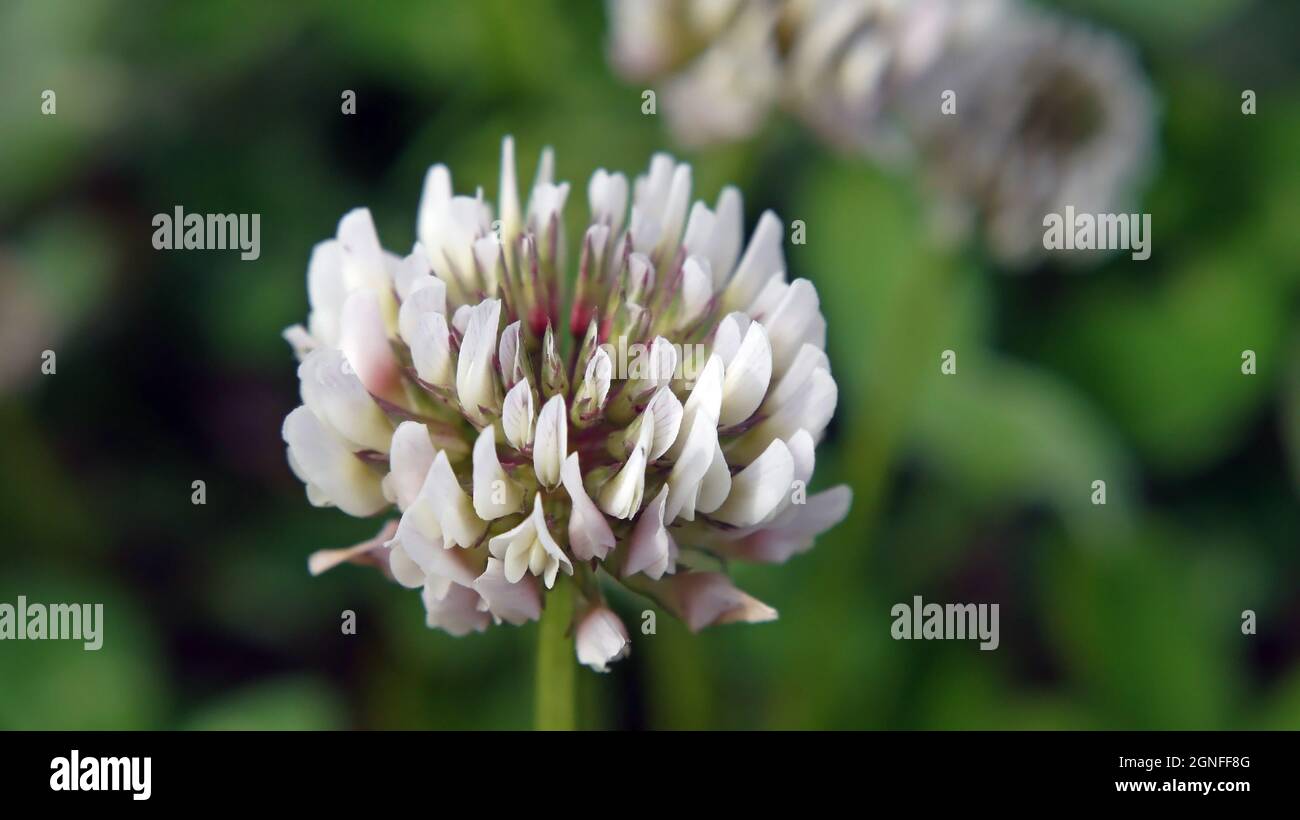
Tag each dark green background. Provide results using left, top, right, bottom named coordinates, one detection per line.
left=1, top=0, right=1297, bottom=729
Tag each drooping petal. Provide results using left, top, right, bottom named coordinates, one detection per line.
left=422, top=582, right=490, bottom=636
left=561, top=453, right=615, bottom=562
left=575, top=605, right=631, bottom=672
left=307, top=520, right=397, bottom=576
left=624, top=485, right=672, bottom=579
left=664, top=572, right=778, bottom=632
left=721, top=485, right=853, bottom=564
left=472, top=558, right=542, bottom=625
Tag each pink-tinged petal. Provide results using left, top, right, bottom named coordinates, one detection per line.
left=307, top=520, right=398, bottom=576
left=665, top=572, right=778, bottom=632
left=720, top=485, right=852, bottom=563
left=623, top=485, right=672, bottom=579
left=341, top=289, right=403, bottom=405
left=422, top=581, right=490, bottom=637
left=472, top=558, right=542, bottom=625
left=574, top=605, right=631, bottom=672
left=561, top=453, right=615, bottom=562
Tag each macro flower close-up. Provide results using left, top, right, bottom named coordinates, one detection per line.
left=4, top=0, right=1298, bottom=785
left=282, top=137, right=850, bottom=684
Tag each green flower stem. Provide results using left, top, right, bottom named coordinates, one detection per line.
left=534, top=574, right=576, bottom=730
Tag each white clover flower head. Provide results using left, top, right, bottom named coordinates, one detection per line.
left=286, top=136, right=851, bottom=670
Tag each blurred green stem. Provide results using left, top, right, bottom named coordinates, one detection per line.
left=535, top=574, right=575, bottom=730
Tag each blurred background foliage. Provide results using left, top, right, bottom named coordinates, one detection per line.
left=0, top=0, right=1296, bottom=729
